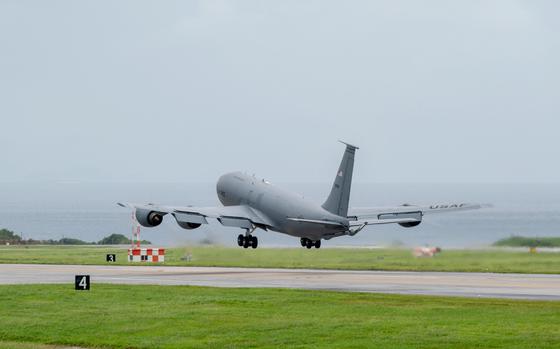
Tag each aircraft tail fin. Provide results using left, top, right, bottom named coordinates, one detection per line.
left=322, top=141, right=359, bottom=217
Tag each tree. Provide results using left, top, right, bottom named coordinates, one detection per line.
left=58, top=238, right=91, bottom=245
left=97, top=233, right=151, bottom=245
left=0, top=229, right=21, bottom=242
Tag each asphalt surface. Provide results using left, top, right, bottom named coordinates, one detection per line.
left=1, top=264, right=559, bottom=300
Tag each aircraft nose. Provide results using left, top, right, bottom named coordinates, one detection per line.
left=216, top=172, right=241, bottom=205
left=216, top=174, right=227, bottom=193
left=216, top=172, right=236, bottom=196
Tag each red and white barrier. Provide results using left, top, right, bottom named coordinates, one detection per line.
left=128, top=248, right=165, bottom=263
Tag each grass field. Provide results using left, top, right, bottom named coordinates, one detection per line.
left=0, top=284, right=559, bottom=349
left=0, top=342, right=75, bottom=349
left=0, top=245, right=559, bottom=274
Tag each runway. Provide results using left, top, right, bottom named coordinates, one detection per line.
left=1, top=264, right=560, bottom=300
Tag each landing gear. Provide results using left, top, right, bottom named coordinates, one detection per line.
left=238, top=232, right=258, bottom=249
left=300, top=238, right=321, bottom=249
left=237, top=234, right=244, bottom=247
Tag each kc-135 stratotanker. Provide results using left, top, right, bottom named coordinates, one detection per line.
left=119, top=142, right=486, bottom=249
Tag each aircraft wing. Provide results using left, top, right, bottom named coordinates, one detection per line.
left=118, top=202, right=275, bottom=230
left=286, top=218, right=347, bottom=227
left=347, top=203, right=488, bottom=224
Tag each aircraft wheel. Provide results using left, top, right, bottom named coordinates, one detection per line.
left=306, top=240, right=313, bottom=249
left=300, top=238, right=307, bottom=247
left=237, top=234, right=244, bottom=247
left=315, top=240, right=321, bottom=249
left=243, top=235, right=251, bottom=248
left=251, top=236, right=258, bottom=249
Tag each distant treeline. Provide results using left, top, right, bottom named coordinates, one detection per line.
left=0, top=229, right=151, bottom=245
left=493, top=235, right=560, bottom=248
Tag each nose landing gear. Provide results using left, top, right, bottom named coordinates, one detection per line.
left=300, top=238, right=321, bottom=249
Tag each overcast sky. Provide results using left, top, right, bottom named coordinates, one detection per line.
left=1, top=1, right=559, bottom=184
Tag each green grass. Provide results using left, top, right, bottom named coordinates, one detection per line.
left=494, top=235, right=560, bottom=247
left=0, top=341, right=80, bottom=349
left=0, top=245, right=559, bottom=274
left=0, top=284, right=559, bottom=349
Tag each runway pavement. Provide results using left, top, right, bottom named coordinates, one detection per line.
left=1, top=264, right=560, bottom=300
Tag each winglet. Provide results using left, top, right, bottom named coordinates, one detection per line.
left=338, top=140, right=359, bottom=150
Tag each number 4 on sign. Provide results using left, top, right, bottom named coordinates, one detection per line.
left=75, top=275, right=90, bottom=290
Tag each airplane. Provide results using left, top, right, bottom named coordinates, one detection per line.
left=118, top=141, right=486, bottom=249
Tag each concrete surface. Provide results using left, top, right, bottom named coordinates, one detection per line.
left=1, top=264, right=560, bottom=300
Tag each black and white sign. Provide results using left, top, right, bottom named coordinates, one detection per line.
left=75, top=275, right=90, bottom=290
left=106, top=254, right=116, bottom=262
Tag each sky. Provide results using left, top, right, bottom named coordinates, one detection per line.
left=1, top=0, right=559, bottom=184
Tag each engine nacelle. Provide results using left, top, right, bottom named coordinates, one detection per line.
left=135, top=208, right=166, bottom=227
left=399, top=221, right=421, bottom=228
left=177, top=222, right=202, bottom=230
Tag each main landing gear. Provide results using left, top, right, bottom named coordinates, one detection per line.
left=237, top=232, right=258, bottom=249
left=300, top=238, right=321, bottom=249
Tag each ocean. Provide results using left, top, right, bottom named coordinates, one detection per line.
left=1, top=182, right=559, bottom=248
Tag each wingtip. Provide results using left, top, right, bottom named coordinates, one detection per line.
left=468, top=203, right=493, bottom=209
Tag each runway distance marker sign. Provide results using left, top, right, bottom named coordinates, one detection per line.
left=75, top=275, right=90, bottom=290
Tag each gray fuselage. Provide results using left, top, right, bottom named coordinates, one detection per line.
left=216, top=172, right=349, bottom=240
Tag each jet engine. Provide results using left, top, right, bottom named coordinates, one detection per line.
left=399, top=221, right=421, bottom=228
left=135, top=208, right=166, bottom=227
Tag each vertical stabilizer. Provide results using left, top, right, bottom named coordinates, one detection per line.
left=322, top=141, right=359, bottom=217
